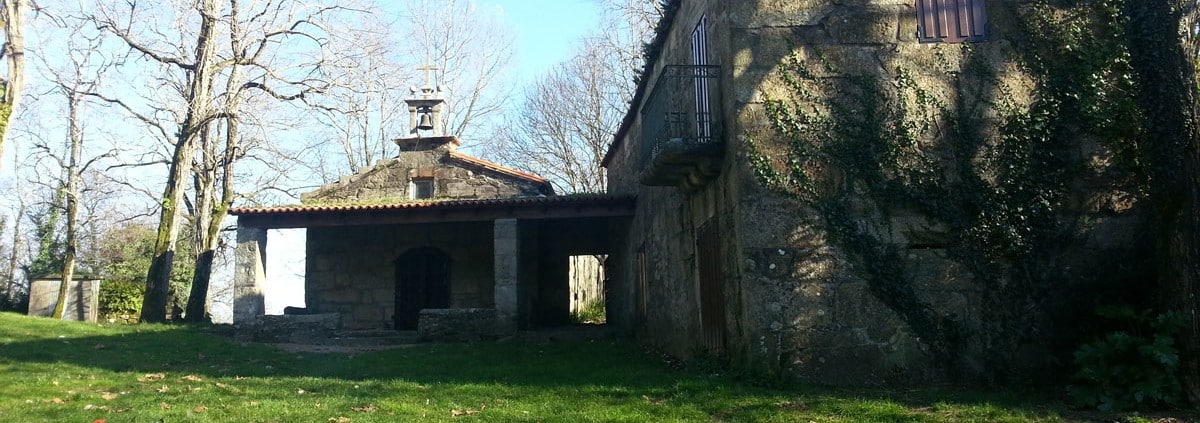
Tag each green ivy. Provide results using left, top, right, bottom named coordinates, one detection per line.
left=749, top=0, right=1151, bottom=380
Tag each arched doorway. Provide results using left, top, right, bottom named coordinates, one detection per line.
left=394, top=247, right=452, bottom=330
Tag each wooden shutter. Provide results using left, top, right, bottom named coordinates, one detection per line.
left=917, top=0, right=988, bottom=43
left=696, top=220, right=725, bottom=354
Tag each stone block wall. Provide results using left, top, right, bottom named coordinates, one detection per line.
left=301, top=143, right=548, bottom=204
left=607, top=0, right=1150, bottom=385
left=306, top=221, right=494, bottom=329
left=238, top=313, right=341, bottom=343
left=27, top=278, right=100, bottom=322
left=418, top=308, right=497, bottom=341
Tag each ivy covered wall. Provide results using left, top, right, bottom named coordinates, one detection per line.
left=738, top=0, right=1159, bottom=384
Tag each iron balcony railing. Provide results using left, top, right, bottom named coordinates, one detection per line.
left=639, top=65, right=723, bottom=168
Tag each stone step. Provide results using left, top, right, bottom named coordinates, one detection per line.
left=323, top=330, right=419, bottom=347
left=332, top=329, right=416, bottom=338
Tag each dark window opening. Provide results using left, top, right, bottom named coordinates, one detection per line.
left=412, top=178, right=434, bottom=199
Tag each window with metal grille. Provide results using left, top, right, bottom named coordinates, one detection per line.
left=691, top=15, right=712, bottom=141
left=916, top=0, right=988, bottom=43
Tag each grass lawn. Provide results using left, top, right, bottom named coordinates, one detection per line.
left=0, top=312, right=1191, bottom=422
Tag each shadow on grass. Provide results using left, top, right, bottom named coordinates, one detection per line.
left=0, top=316, right=1092, bottom=420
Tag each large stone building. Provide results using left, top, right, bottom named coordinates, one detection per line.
left=229, top=0, right=1154, bottom=386
left=601, top=0, right=1150, bottom=384
left=230, top=80, right=633, bottom=336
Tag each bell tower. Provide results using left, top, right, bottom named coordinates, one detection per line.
left=404, top=62, right=446, bottom=137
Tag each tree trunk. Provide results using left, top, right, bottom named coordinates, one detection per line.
left=184, top=3, right=246, bottom=322
left=3, top=199, right=23, bottom=304
left=0, top=0, right=27, bottom=168
left=140, top=0, right=220, bottom=323
left=1123, top=0, right=1200, bottom=407
left=52, top=92, right=83, bottom=319
left=185, top=250, right=214, bottom=322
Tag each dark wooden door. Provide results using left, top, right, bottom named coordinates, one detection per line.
left=696, top=220, right=726, bottom=354
left=394, top=247, right=452, bottom=330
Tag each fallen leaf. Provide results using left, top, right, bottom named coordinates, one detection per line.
left=328, top=417, right=351, bottom=423
left=215, top=382, right=229, bottom=389
left=776, top=401, right=806, bottom=410
left=180, top=375, right=203, bottom=382
left=351, top=404, right=378, bottom=412
left=451, top=406, right=484, bottom=417
left=296, top=388, right=306, bottom=394
left=642, top=395, right=665, bottom=405
left=157, top=386, right=169, bottom=393
left=92, top=420, right=106, bottom=423
left=160, top=402, right=172, bottom=410
left=100, top=392, right=119, bottom=400
left=193, top=406, right=208, bottom=413
left=45, top=398, right=66, bottom=404
left=139, top=373, right=166, bottom=382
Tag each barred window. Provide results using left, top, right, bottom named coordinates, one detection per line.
left=917, top=0, right=988, bottom=43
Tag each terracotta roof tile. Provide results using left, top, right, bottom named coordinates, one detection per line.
left=446, top=151, right=548, bottom=184
left=229, top=193, right=632, bottom=216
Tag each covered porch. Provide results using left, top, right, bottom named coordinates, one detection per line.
left=228, top=194, right=635, bottom=339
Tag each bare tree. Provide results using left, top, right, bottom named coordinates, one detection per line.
left=184, top=0, right=345, bottom=322
left=89, top=0, right=224, bottom=322
left=25, top=22, right=119, bottom=318
left=0, top=0, right=27, bottom=168
left=481, top=1, right=660, bottom=193
left=308, top=12, right=411, bottom=177
left=487, top=38, right=624, bottom=193
left=399, top=0, right=515, bottom=141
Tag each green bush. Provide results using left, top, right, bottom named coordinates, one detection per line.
left=1068, top=305, right=1187, bottom=411
left=98, top=280, right=143, bottom=323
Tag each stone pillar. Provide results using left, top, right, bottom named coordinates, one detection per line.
left=233, top=226, right=268, bottom=325
left=494, top=219, right=521, bottom=333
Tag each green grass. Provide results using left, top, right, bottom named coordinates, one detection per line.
left=0, top=312, right=1189, bottom=422
left=570, top=300, right=607, bottom=324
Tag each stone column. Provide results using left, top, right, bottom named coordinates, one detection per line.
left=494, top=219, right=521, bottom=333
left=233, top=226, right=268, bottom=325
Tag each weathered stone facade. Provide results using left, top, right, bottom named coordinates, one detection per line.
left=301, top=136, right=551, bottom=205
left=418, top=308, right=497, bottom=341
left=303, top=220, right=535, bottom=330
left=604, top=1, right=1149, bottom=385
left=27, top=277, right=101, bottom=322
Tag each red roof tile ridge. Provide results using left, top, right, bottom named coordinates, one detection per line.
left=446, top=150, right=548, bottom=183
left=229, top=193, right=632, bottom=215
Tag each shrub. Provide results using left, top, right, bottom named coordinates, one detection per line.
left=98, top=280, right=143, bottom=323
left=1068, top=305, right=1187, bottom=411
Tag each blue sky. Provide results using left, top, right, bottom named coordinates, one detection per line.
left=486, top=0, right=603, bottom=84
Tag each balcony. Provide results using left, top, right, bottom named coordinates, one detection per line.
left=639, top=65, right=724, bottom=191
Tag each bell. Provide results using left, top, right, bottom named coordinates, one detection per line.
left=417, top=113, right=435, bottom=131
